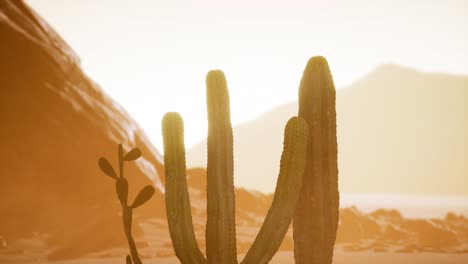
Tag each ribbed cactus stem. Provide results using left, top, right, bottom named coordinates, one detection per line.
left=205, top=70, right=238, bottom=264
left=241, top=117, right=309, bottom=264
left=293, top=56, right=339, bottom=264
left=162, top=112, right=207, bottom=264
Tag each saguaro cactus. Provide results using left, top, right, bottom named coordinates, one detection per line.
left=98, top=144, right=155, bottom=264
left=162, top=70, right=309, bottom=264
left=205, top=71, right=237, bottom=263
left=293, top=56, right=339, bottom=264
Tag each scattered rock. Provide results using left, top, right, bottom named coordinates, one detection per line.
left=380, top=225, right=408, bottom=242
left=371, top=209, right=404, bottom=224
left=0, top=236, right=7, bottom=249
left=336, top=207, right=381, bottom=243
left=401, top=219, right=459, bottom=248
left=47, top=212, right=145, bottom=260
left=395, top=244, right=418, bottom=253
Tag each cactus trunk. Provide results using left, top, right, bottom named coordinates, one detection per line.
left=293, top=56, right=340, bottom=264
left=205, top=70, right=238, bottom=264
left=163, top=113, right=207, bottom=264
left=241, top=117, right=309, bottom=264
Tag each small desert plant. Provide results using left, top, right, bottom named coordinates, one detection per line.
left=162, top=70, right=310, bottom=264
left=98, top=144, right=155, bottom=264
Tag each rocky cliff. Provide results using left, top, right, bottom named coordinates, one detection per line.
left=0, top=0, right=165, bottom=244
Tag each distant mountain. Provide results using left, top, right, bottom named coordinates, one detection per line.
left=187, top=64, right=468, bottom=195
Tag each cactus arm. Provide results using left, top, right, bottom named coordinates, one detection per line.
left=241, top=117, right=309, bottom=264
left=293, top=56, right=339, bottom=264
left=205, top=70, right=238, bottom=264
left=162, top=112, right=207, bottom=264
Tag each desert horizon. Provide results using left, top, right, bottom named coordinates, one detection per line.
left=1, top=0, right=467, bottom=263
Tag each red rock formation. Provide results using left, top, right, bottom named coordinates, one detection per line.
left=0, top=0, right=164, bottom=247
left=336, top=207, right=381, bottom=243
left=401, top=219, right=459, bottom=248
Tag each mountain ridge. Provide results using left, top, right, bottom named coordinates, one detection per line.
left=187, top=63, right=468, bottom=195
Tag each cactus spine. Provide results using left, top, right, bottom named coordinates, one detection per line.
left=293, top=56, right=339, bottom=264
left=98, top=144, right=155, bottom=264
left=163, top=70, right=309, bottom=264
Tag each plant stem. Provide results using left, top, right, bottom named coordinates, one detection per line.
left=123, top=206, right=142, bottom=264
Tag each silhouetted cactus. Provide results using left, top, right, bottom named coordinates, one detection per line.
left=98, top=144, right=155, bottom=264
left=205, top=71, right=237, bottom=263
left=293, top=56, right=339, bottom=264
left=162, top=70, right=309, bottom=264
left=163, top=112, right=206, bottom=264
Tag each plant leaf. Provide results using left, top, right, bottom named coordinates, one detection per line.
left=116, top=177, right=128, bottom=205
left=98, top=158, right=117, bottom=179
left=126, top=255, right=132, bottom=264
left=131, top=185, right=155, bottom=208
left=124, top=148, right=142, bottom=161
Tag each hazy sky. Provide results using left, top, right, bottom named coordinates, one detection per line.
left=27, top=0, right=468, bottom=153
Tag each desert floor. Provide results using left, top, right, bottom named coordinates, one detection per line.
left=2, top=250, right=468, bottom=264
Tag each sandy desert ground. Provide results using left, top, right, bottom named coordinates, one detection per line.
left=2, top=210, right=468, bottom=264
left=2, top=250, right=468, bottom=264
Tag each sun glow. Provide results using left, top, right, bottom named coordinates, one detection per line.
left=27, top=0, right=468, bottom=152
